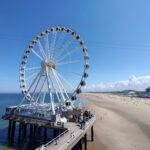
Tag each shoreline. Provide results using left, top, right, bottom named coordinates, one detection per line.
left=81, top=93, right=150, bottom=150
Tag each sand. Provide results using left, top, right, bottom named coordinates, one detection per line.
left=81, top=93, right=150, bottom=150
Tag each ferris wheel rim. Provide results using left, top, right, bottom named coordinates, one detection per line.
left=19, top=26, right=89, bottom=103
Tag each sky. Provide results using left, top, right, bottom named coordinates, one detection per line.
left=1, top=0, right=150, bottom=92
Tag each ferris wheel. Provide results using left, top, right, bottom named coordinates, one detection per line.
left=19, top=26, right=89, bottom=114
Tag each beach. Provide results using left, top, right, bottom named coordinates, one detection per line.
left=81, top=93, right=150, bottom=150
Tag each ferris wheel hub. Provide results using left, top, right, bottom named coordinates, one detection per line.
left=46, top=62, right=56, bottom=69
left=41, top=60, right=56, bottom=70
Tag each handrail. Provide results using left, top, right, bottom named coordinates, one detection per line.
left=44, top=129, right=69, bottom=148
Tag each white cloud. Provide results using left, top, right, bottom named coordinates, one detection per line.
left=83, top=75, right=150, bottom=92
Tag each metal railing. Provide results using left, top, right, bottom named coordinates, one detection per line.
left=43, top=129, right=69, bottom=150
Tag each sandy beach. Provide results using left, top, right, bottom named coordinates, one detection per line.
left=81, top=93, right=150, bottom=150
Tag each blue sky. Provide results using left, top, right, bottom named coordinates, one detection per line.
left=1, top=0, right=150, bottom=92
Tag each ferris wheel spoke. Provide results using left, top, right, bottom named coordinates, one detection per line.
left=48, top=70, right=61, bottom=103
left=56, top=59, right=82, bottom=66
left=36, top=77, right=47, bottom=103
left=26, top=70, right=41, bottom=81
left=54, top=70, right=75, bottom=91
left=42, top=91, right=47, bottom=104
left=54, top=37, right=73, bottom=62
left=31, top=48, right=44, bottom=61
left=41, top=81, right=47, bottom=104
left=56, top=32, right=66, bottom=51
left=37, top=41, right=47, bottom=59
left=56, top=46, right=80, bottom=63
left=50, top=32, right=57, bottom=61
left=21, top=72, right=42, bottom=104
left=62, top=71, right=82, bottom=77
left=30, top=70, right=43, bottom=101
left=51, top=68, right=66, bottom=101
left=27, top=71, right=42, bottom=93
left=53, top=33, right=66, bottom=61
left=49, top=34, right=53, bottom=57
left=45, top=34, right=50, bottom=59
left=52, top=69, right=70, bottom=100
left=52, top=71, right=66, bottom=102
left=55, top=86, right=61, bottom=102
left=25, top=66, right=41, bottom=71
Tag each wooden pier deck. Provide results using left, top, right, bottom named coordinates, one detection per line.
left=37, top=116, right=96, bottom=150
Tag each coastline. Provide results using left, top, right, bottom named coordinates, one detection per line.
left=81, top=93, right=150, bottom=150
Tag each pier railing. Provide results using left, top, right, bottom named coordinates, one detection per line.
left=40, top=129, right=69, bottom=150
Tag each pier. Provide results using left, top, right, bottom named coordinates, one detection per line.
left=2, top=107, right=95, bottom=150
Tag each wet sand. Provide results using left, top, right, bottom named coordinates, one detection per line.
left=81, top=93, right=150, bottom=150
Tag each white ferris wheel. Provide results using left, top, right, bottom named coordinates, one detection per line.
left=19, top=26, right=89, bottom=115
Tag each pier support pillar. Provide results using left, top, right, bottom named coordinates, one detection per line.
left=18, top=122, right=22, bottom=144
left=84, top=133, right=87, bottom=150
left=38, top=126, right=42, bottom=135
left=30, top=124, right=33, bottom=137
left=22, top=123, right=27, bottom=137
left=44, top=127, right=47, bottom=142
left=8, top=120, right=12, bottom=139
left=29, top=124, right=34, bottom=145
left=11, top=121, right=16, bottom=143
left=33, top=125, right=37, bottom=137
left=91, top=126, right=94, bottom=141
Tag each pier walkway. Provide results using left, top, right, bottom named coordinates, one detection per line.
left=37, top=116, right=96, bottom=150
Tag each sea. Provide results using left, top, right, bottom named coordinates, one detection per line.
left=0, top=93, right=21, bottom=150
left=0, top=93, right=85, bottom=150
